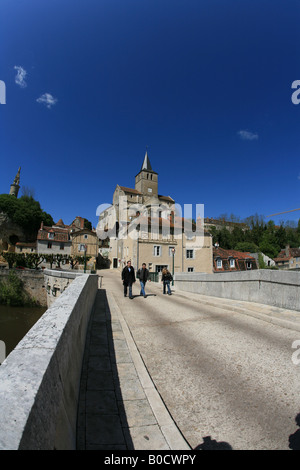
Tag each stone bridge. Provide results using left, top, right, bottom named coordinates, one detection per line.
left=1, top=269, right=300, bottom=450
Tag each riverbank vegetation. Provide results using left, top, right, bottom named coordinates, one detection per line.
left=0, top=270, right=38, bottom=307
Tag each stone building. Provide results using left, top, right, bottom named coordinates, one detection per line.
left=97, top=152, right=213, bottom=275
left=213, top=247, right=258, bottom=272
left=274, top=245, right=300, bottom=270
left=70, top=229, right=98, bottom=258
left=15, top=242, right=37, bottom=253
left=37, top=220, right=72, bottom=255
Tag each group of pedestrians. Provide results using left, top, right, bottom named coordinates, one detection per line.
left=121, top=260, right=173, bottom=299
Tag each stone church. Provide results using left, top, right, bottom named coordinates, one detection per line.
left=97, top=152, right=213, bottom=275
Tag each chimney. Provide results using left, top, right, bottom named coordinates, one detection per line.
left=285, top=244, right=290, bottom=258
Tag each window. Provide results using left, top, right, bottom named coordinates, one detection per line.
left=79, top=244, right=86, bottom=252
left=229, top=258, right=235, bottom=268
left=148, top=188, right=152, bottom=193
left=48, top=232, right=54, bottom=239
left=246, top=261, right=252, bottom=270
left=156, top=265, right=168, bottom=273
left=188, top=267, right=194, bottom=272
left=216, top=258, right=222, bottom=269
left=60, top=243, right=64, bottom=250
left=84, top=234, right=88, bottom=239
left=186, top=249, right=194, bottom=259
left=47, top=242, right=52, bottom=249
left=154, top=245, right=161, bottom=256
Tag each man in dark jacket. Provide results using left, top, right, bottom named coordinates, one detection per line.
left=122, top=260, right=136, bottom=299
left=137, top=263, right=150, bottom=298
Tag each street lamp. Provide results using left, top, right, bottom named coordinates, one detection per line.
left=171, top=247, right=175, bottom=286
left=84, top=244, right=87, bottom=273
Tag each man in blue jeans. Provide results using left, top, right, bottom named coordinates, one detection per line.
left=137, top=263, right=150, bottom=298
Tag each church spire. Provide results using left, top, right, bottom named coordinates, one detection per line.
left=141, top=150, right=153, bottom=172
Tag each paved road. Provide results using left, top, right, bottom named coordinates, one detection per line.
left=101, top=270, right=300, bottom=450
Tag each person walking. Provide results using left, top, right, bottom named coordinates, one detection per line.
left=161, top=267, right=173, bottom=295
left=122, top=260, right=136, bottom=299
left=137, top=263, right=150, bottom=298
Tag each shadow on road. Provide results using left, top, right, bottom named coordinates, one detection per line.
left=194, top=436, right=233, bottom=450
left=289, top=414, right=300, bottom=450
left=76, top=289, right=134, bottom=450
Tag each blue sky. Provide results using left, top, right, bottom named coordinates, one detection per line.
left=1, top=0, right=300, bottom=228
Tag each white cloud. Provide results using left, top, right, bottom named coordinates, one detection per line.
left=14, top=66, right=27, bottom=88
left=36, top=93, right=58, bottom=109
left=237, top=130, right=258, bottom=141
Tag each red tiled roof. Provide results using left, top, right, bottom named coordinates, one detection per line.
left=37, top=225, right=70, bottom=242
left=213, top=247, right=257, bottom=272
left=119, top=186, right=143, bottom=195
left=55, top=218, right=65, bottom=227
left=158, top=195, right=175, bottom=202
left=274, top=247, right=300, bottom=261
left=16, top=242, right=36, bottom=247
left=213, top=247, right=256, bottom=260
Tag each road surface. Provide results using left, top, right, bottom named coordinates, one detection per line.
left=101, top=270, right=300, bottom=450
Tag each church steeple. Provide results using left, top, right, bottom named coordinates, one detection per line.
left=135, top=151, right=158, bottom=199
left=9, top=167, right=21, bottom=197
left=141, top=150, right=153, bottom=172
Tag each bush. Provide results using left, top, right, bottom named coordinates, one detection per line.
left=0, top=270, right=38, bottom=306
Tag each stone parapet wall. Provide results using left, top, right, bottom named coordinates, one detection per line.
left=43, top=269, right=85, bottom=307
left=174, top=270, right=300, bottom=312
left=0, top=273, right=98, bottom=450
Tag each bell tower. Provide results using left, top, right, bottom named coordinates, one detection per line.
left=135, top=151, right=158, bottom=200
left=9, top=167, right=21, bottom=197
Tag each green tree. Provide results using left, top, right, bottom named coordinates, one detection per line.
left=84, top=219, right=92, bottom=230
left=0, top=194, right=54, bottom=241
left=234, top=241, right=259, bottom=252
left=217, top=227, right=232, bottom=249
left=0, top=270, right=37, bottom=306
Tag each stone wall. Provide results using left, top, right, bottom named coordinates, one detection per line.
left=0, top=273, right=98, bottom=450
left=174, top=270, right=300, bottom=312
left=43, top=269, right=84, bottom=307
left=0, top=269, right=47, bottom=306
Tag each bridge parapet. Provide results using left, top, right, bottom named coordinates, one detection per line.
left=0, top=272, right=98, bottom=450
left=174, top=270, right=300, bottom=312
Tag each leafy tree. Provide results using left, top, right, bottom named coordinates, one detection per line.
left=234, top=241, right=259, bottom=252
left=217, top=227, right=232, bottom=249
left=0, top=194, right=54, bottom=241
left=1, top=252, right=16, bottom=268
left=24, top=253, right=45, bottom=270
left=84, top=219, right=92, bottom=230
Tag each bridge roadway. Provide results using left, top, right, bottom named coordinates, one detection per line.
left=77, top=270, right=300, bottom=450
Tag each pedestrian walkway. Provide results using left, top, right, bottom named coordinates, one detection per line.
left=76, top=288, right=190, bottom=450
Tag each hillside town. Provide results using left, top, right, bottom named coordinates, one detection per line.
left=1, top=158, right=300, bottom=277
